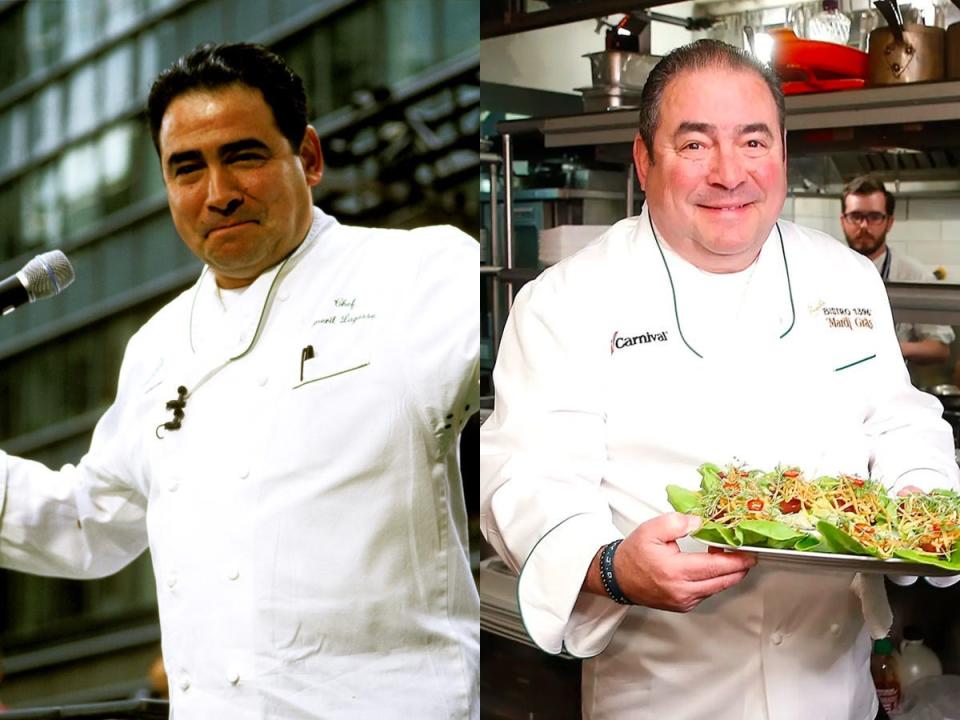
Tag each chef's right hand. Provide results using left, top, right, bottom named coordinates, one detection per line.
left=613, top=513, right=757, bottom=612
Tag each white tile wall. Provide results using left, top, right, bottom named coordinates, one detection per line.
left=783, top=194, right=960, bottom=282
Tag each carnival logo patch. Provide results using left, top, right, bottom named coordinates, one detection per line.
left=610, top=329, right=669, bottom=354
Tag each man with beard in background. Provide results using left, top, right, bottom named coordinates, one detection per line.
left=841, top=175, right=954, bottom=365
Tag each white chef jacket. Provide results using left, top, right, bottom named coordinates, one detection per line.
left=0, top=207, right=480, bottom=719
left=872, top=248, right=955, bottom=346
left=480, top=207, right=959, bottom=720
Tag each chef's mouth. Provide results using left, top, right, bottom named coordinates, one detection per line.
left=697, top=202, right=755, bottom=210
left=207, top=221, right=258, bottom=237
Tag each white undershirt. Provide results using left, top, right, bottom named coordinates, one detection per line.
left=215, top=284, right=248, bottom=312
left=657, top=238, right=759, bottom=337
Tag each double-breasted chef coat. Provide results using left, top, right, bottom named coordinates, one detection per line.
left=0, top=208, right=480, bottom=719
left=480, top=207, right=959, bottom=720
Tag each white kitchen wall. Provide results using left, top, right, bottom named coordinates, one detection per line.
left=782, top=195, right=960, bottom=284
left=480, top=4, right=695, bottom=94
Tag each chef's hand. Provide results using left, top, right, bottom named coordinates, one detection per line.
left=888, top=485, right=960, bottom=588
left=588, top=513, right=756, bottom=612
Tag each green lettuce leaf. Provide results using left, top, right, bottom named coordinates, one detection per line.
left=736, top=519, right=811, bottom=549
left=816, top=521, right=882, bottom=558
left=698, top=463, right=723, bottom=492
left=692, top=522, right=739, bottom=547
left=892, top=548, right=960, bottom=571
left=666, top=484, right=701, bottom=514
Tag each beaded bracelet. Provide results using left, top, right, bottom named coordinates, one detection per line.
left=599, top=539, right=633, bottom=605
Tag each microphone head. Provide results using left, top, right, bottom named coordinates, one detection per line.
left=20, top=250, right=75, bottom=302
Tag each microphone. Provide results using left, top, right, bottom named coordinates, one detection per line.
left=0, top=250, right=76, bottom=316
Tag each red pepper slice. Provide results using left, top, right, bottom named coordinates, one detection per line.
left=779, top=498, right=802, bottom=514
left=747, top=499, right=764, bottom=512
left=852, top=478, right=865, bottom=487
left=783, top=470, right=799, bottom=478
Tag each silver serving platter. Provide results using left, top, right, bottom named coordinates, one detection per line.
left=698, top=539, right=957, bottom=576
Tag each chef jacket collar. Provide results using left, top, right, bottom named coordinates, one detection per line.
left=188, top=207, right=336, bottom=359
left=640, top=207, right=796, bottom=358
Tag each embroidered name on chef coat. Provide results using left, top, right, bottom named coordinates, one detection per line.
left=610, top=330, right=670, bottom=354
left=817, top=304, right=874, bottom=331
left=312, top=296, right=377, bottom=327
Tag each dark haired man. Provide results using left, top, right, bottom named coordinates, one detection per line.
left=841, top=174, right=953, bottom=365
left=0, top=43, right=479, bottom=719
left=481, top=39, right=956, bottom=720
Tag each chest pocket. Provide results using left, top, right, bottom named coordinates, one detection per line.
left=292, top=320, right=373, bottom=389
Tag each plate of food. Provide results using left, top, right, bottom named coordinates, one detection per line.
left=667, top=462, right=960, bottom=577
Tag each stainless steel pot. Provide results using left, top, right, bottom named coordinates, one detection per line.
left=868, top=23, right=945, bottom=84
left=583, top=51, right=660, bottom=90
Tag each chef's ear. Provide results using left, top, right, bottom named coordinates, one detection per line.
left=299, top=126, right=323, bottom=187
left=633, top=134, right=650, bottom=191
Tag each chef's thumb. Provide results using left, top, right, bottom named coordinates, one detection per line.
left=647, top=512, right=702, bottom=543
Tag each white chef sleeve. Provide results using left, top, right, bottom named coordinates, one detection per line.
left=859, top=269, right=960, bottom=494
left=401, top=226, right=480, bottom=438
left=0, top=331, right=150, bottom=579
left=481, top=268, right=627, bottom=657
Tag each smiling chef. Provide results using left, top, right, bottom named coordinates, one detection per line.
left=0, top=43, right=479, bottom=719
left=480, top=39, right=959, bottom=720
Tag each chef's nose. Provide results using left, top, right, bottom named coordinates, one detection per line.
left=708, top=145, right=747, bottom=189
left=207, top=166, right=243, bottom=215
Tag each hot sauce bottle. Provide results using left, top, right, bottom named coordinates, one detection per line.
left=871, top=637, right=901, bottom=713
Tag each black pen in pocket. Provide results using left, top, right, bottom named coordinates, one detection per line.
left=300, top=345, right=315, bottom=381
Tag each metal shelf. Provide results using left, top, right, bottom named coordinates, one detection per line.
left=495, top=79, right=960, bottom=147
left=785, top=80, right=960, bottom=131
left=887, top=281, right=960, bottom=326
left=0, top=699, right=168, bottom=719
left=481, top=188, right=625, bottom=201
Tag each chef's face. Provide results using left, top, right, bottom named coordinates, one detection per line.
left=634, top=67, right=787, bottom=273
left=841, top=191, right=893, bottom=260
left=158, top=83, right=323, bottom=288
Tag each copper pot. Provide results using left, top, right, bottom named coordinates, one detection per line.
left=868, top=24, right=945, bottom=84
left=948, top=22, right=960, bottom=79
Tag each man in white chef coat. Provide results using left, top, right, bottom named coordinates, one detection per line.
left=840, top=174, right=954, bottom=365
left=481, top=40, right=958, bottom=720
left=0, top=43, right=479, bottom=719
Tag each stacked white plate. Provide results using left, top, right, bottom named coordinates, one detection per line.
left=538, top=225, right=609, bottom=266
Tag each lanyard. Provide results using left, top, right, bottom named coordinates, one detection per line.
left=880, top=249, right=892, bottom=281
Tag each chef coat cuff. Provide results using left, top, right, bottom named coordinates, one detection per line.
left=892, top=468, right=953, bottom=494
left=516, top=513, right=628, bottom=657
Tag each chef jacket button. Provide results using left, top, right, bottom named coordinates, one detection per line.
left=167, top=478, right=180, bottom=492
left=277, top=291, right=289, bottom=302
left=227, top=567, right=240, bottom=581
left=227, top=670, right=240, bottom=685
left=166, top=572, right=177, bottom=589
left=239, top=468, right=250, bottom=479
left=257, top=374, right=269, bottom=387
left=179, top=675, right=191, bottom=691
left=830, top=623, right=841, bottom=635
left=771, top=632, right=784, bottom=646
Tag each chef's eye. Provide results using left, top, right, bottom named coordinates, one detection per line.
left=230, top=152, right=266, bottom=164
left=682, top=142, right=703, bottom=151
left=174, top=164, right=202, bottom=176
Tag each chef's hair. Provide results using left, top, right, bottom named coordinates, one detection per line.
left=147, top=42, right=308, bottom=156
left=637, top=39, right=785, bottom=163
left=841, top=176, right=895, bottom=216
